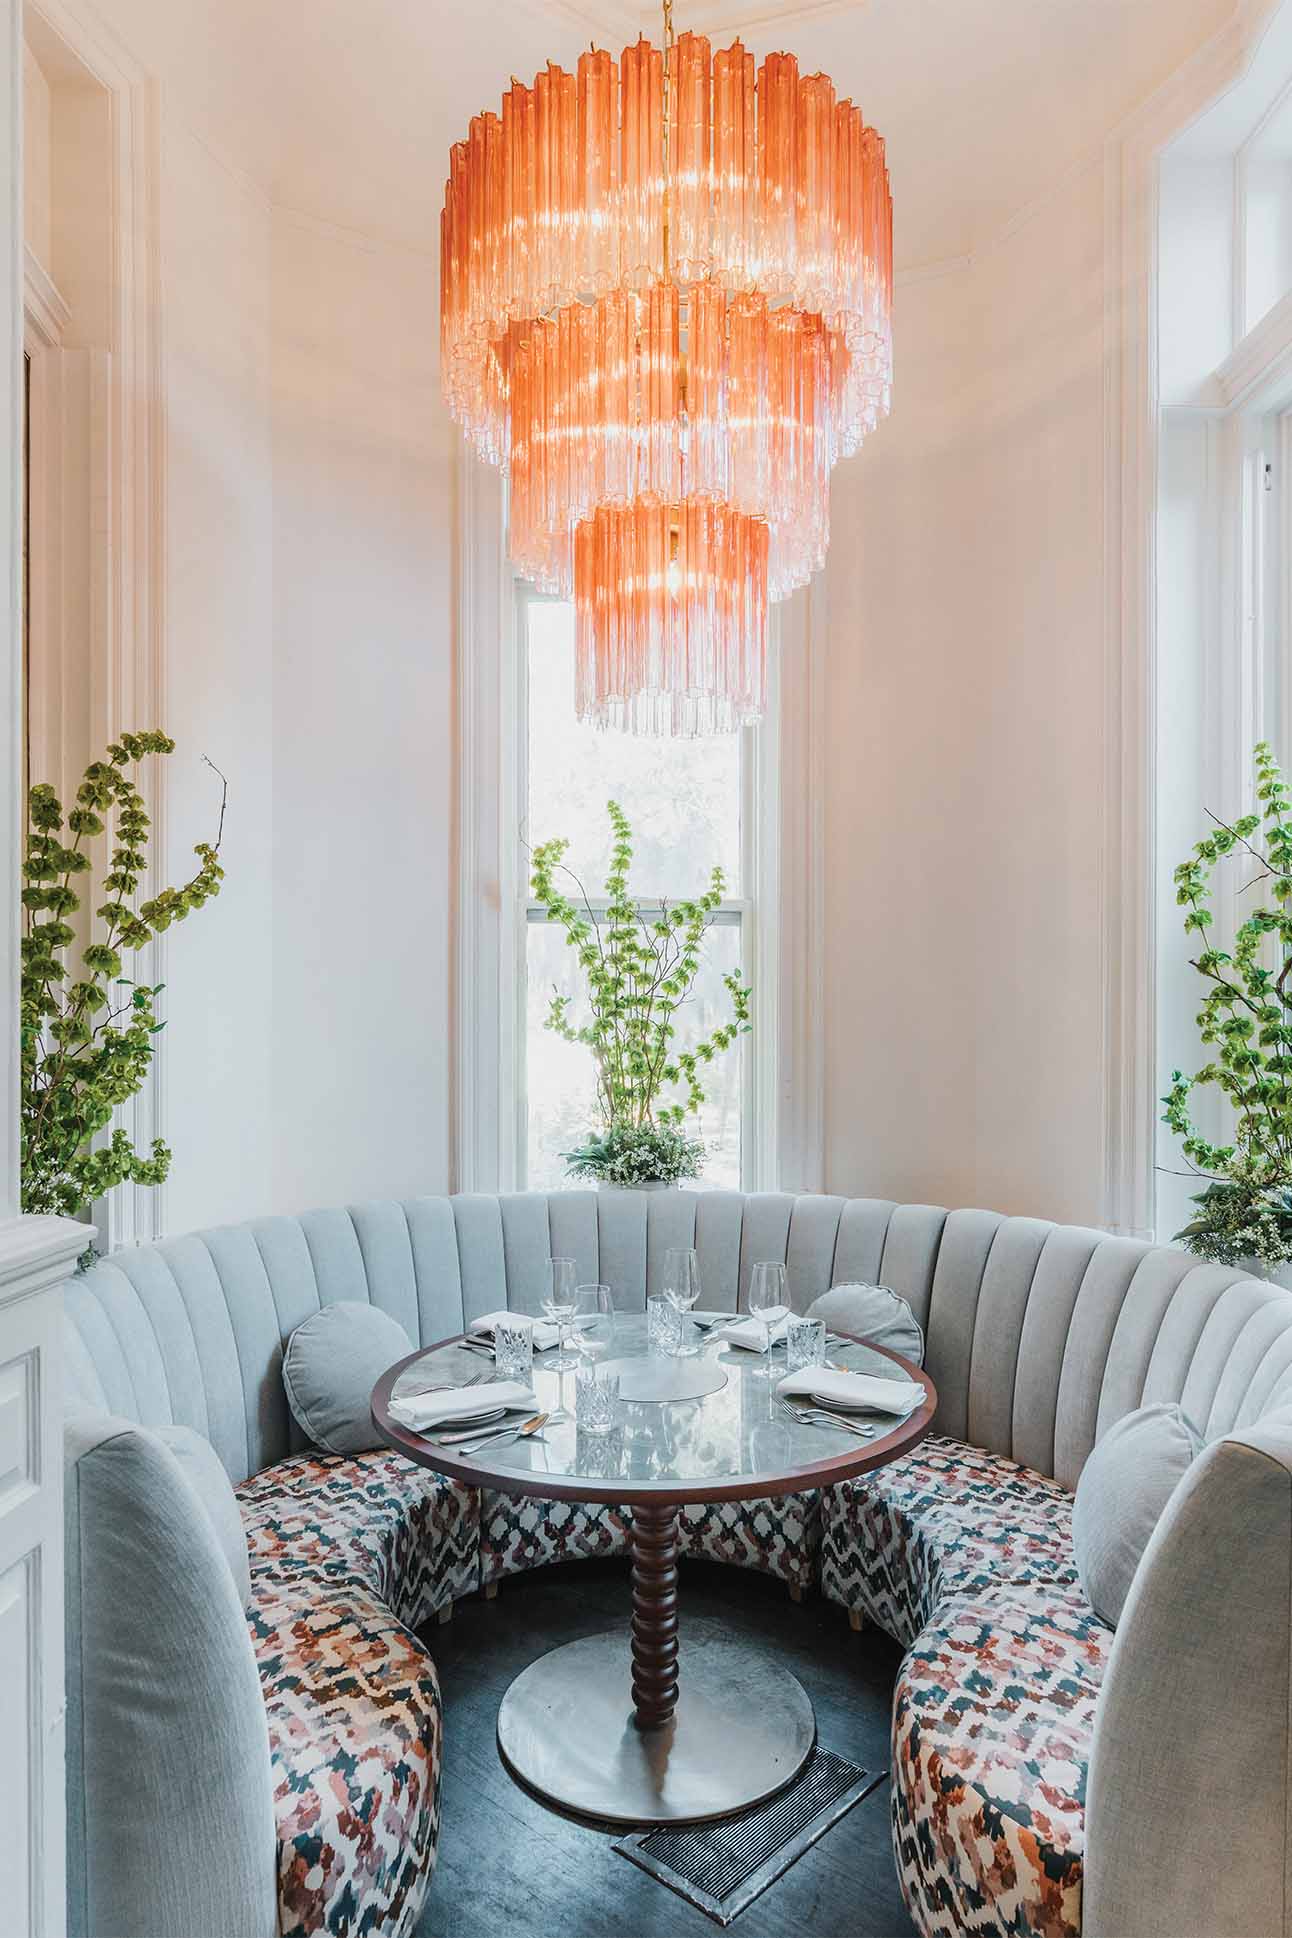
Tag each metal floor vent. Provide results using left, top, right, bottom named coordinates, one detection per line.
left=612, top=1746, right=882, bottom=1925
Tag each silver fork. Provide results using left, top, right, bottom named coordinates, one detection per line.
left=397, top=1366, right=492, bottom=1400
left=778, top=1399, right=876, bottom=1439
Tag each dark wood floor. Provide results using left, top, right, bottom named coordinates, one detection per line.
left=418, top=1556, right=918, bottom=1938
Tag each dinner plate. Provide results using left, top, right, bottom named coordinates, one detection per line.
left=806, top=1389, right=920, bottom=1417
left=434, top=1403, right=508, bottom=1429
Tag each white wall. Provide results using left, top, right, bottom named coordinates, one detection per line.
left=824, top=164, right=1109, bottom=1226
left=157, top=117, right=274, bottom=1233
left=269, top=212, right=453, bottom=1211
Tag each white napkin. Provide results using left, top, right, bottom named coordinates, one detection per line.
left=387, top=1379, right=537, bottom=1432
left=467, top=1309, right=563, bottom=1352
left=777, top=1366, right=925, bottom=1414
left=710, top=1305, right=792, bottom=1351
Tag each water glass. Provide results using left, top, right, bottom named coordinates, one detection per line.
left=573, top=1283, right=615, bottom=1358
left=575, top=1363, right=620, bottom=1435
left=647, top=1293, right=683, bottom=1356
left=494, top=1314, right=534, bottom=1385
left=787, top=1316, right=827, bottom=1373
left=575, top=1424, right=624, bottom=1480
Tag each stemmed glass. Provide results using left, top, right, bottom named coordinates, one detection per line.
left=663, top=1247, right=701, bottom=1358
left=541, top=1256, right=579, bottom=1370
left=748, top=1260, right=789, bottom=1377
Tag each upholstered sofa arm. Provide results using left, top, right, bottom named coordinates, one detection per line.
left=64, top=1412, right=278, bottom=1938
left=1083, top=1419, right=1292, bottom=1938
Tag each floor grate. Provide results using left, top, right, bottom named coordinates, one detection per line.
left=612, top=1746, right=883, bottom=1925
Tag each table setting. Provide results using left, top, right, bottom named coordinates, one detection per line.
left=372, top=1249, right=936, bottom=1829
left=384, top=1245, right=930, bottom=1474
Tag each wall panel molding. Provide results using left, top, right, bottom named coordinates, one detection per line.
left=1100, top=0, right=1283, bottom=1239
left=26, top=1, right=166, bottom=1249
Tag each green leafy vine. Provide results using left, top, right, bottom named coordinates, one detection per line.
left=21, top=732, right=226, bottom=1222
left=1162, top=740, right=1292, bottom=1266
left=530, top=800, right=751, bottom=1178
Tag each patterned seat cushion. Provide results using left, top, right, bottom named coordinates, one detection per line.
left=821, top=1437, right=1078, bottom=1645
left=893, top=1584, right=1111, bottom=1938
left=480, top=1489, right=821, bottom=1587
left=238, top=1448, right=480, bottom=1630
left=249, top=1570, right=442, bottom=1938
left=236, top=1451, right=476, bottom=1937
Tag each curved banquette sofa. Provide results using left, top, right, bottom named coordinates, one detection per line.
left=63, top=1189, right=1292, bottom=1938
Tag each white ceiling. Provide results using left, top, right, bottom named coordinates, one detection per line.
left=92, top=0, right=1236, bottom=266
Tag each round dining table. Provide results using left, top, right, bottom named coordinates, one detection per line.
left=372, top=1314, right=936, bottom=1827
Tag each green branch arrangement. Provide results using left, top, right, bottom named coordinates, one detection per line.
left=21, top=731, right=226, bottom=1224
left=530, top=800, right=751, bottom=1184
left=1162, top=740, right=1292, bottom=1267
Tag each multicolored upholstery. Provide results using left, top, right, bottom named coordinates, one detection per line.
left=821, top=1437, right=1078, bottom=1646
left=238, top=1448, right=480, bottom=1629
left=237, top=1451, right=477, bottom=1937
left=679, top=1491, right=821, bottom=1586
left=892, top=1584, right=1111, bottom=1938
left=479, top=1488, right=820, bottom=1588
left=479, top=1489, right=631, bottom=1580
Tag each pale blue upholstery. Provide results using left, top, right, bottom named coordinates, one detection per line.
left=63, top=1190, right=1292, bottom=1938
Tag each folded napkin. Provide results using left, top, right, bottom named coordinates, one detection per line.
left=777, top=1366, right=925, bottom=1414
left=710, top=1305, right=792, bottom=1351
left=467, top=1309, right=565, bottom=1352
left=387, top=1379, right=536, bottom=1432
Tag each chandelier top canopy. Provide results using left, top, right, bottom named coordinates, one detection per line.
left=440, top=3, right=892, bottom=734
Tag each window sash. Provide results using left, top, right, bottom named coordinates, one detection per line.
left=454, top=454, right=824, bottom=1198
left=516, top=581, right=763, bottom=1190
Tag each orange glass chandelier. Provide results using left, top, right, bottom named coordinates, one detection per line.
left=440, top=3, right=892, bottom=734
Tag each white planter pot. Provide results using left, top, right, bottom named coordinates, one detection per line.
left=595, top=1180, right=681, bottom=1193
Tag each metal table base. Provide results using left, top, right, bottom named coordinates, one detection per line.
left=496, top=1623, right=816, bottom=1826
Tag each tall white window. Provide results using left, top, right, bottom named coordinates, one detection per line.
left=1153, top=51, right=1292, bottom=1244
left=518, top=588, right=759, bottom=1190
left=455, top=464, right=824, bottom=1199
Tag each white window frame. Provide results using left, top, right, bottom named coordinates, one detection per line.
left=454, top=454, right=824, bottom=1196
left=1149, top=53, right=1292, bottom=1243
left=1107, top=3, right=1292, bottom=1240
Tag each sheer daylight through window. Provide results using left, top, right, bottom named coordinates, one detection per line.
left=523, top=594, right=747, bottom=1191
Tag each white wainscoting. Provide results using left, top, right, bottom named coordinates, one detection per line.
left=0, top=1214, right=84, bottom=1938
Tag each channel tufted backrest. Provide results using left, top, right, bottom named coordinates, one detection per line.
left=901, top=1208, right=1292, bottom=1490
left=62, top=1189, right=1292, bottom=1490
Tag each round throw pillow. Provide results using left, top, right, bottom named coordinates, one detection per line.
left=283, top=1301, right=414, bottom=1455
left=155, top=1422, right=252, bottom=1608
left=806, top=1282, right=925, bottom=1366
left=1072, top=1401, right=1203, bottom=1628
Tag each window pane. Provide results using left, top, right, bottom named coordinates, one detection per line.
left=525, top=598, right=741, bottom=895
left=526, top=916, right=744, bottom=1192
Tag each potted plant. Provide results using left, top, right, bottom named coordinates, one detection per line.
left=1162, top=740, right=1292, bottom=1280
left=530, top=800, right=751, bottom=1189
left=20, top=731, right=226, bottom=1245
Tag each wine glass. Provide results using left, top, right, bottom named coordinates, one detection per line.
left=573, top=1283, right=614, bottom=1361
left=663, top=1247, right=701, bottom=1358
left=748, top=1260, right=788, bottom=1376
left=541, top=1256, right=579, bottom=1370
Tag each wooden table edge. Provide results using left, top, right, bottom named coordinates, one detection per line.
left=370, top=1327, right=937, bottom=1506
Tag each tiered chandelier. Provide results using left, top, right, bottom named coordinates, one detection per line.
left=440, top=2, right=892, bottom=734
